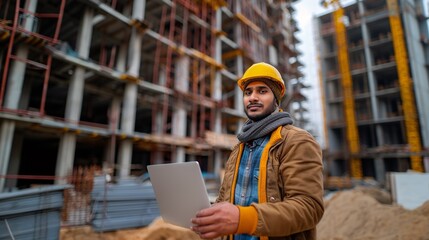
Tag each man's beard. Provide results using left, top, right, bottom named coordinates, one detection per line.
left=245, top=101, right=277, bottom=122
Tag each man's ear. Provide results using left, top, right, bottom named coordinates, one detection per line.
left=274, top=99, right=279, bottom=108
left=273, top=101, right=279, bottom=111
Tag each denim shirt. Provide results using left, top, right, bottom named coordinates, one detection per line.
left=234, top=135, right=270, bottom=240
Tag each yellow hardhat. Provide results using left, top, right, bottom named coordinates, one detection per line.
left=237, top=62, right=285, bottom=103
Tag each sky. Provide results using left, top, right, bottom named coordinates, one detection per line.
left=294, top=0, right=327, bottom=147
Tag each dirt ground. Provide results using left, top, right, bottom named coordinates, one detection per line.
left=61, top=187, right=429, bottom=240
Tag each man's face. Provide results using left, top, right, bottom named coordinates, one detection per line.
left=243, top=80, right=277, bottom=121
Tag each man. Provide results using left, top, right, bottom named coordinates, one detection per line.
left=191, top=62, right=324, bottom=240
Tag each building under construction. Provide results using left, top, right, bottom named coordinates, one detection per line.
left=316, top=0, right=429, bottom=184
left=0, top=0, right=305, bottom=191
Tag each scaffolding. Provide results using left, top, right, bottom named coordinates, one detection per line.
left=387, top=0, right=423, bottom=172
left=0, top=0, right=66, bottom=115
left=323, top=0, right=362, bottom=178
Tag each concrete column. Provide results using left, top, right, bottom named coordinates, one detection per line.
left=64, top=10, right=93, bottom=121
left=56, top=8, right=94, bottom=184
left=374, top=157, right=386, bottom=184
left=235, top=56, right=244, bottom=133
left=0, top=0, right=38, bottom=191
left=156, top=65, right=167, bottom=136
left=65, top=68, right=85, bottom=121
left=132, top=0, right=146, bottom=20
left=118, top=0, right=144, bottom=178
left=401, top=0, right=429, bottom=148
left=212, top=8, right=223, bottom=176
left=171, top=56, right=190, bottom=163
left=213, top=8, right=222, bottom=122
left=233, top=3, right=245, bottom=134
left=117, top=43, right=128, bottom=72
left=117, top=139, right=133, bottom=177
left=151, top=66, right=166, bottom=165
left=234, top=1, right=244, bottom=119
left=4, top=47, right=29, bottom=109
left=55, top=134, right=76, bottom=184
left=104, top=97, right=121, bottom=173
left=118, top=83, right=137, bottom=177
left=103, top=44, right=126, bottom=172
left=18, top=79, right=32, bottom=109
left=360, top=2, right=386, bottom=150
left=329, top=159, right=343, bottom=176
left=358, top=0, right=384, bottom=148
left=0, top=121, right=15, bottom=192
left=4, top=133, right=23, bottom=190
left=152, top=151, right=164, bottom=165
left=4, top=0, right=37, bottom=109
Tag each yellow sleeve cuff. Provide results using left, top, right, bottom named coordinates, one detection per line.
left=236, top=205, right=258, bottom=234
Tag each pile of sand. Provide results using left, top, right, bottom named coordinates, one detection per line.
left=317, top=187, right=429, bottom=240
left=61, top=218, right=200, bottom=240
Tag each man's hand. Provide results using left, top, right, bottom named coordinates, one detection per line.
left=191, top=202, right=239, bottom=239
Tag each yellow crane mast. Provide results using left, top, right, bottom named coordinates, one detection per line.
left=322, top=0, right=362, bottom=178
left=387, top=0, right=423, bottom=172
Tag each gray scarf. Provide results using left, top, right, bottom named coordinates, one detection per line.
left=237, top=111, right=293, bottom=143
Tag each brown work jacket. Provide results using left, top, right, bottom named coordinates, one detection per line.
left=217, top=125, right=324, bottom=240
